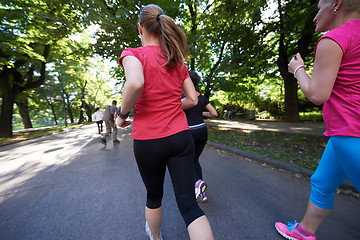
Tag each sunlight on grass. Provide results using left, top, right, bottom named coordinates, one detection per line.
left=207, top=126, right=328, bottom=170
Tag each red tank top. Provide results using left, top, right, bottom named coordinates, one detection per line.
left=119, top=46, right=190, bottom=140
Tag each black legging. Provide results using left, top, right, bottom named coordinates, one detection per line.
left=133, top=130, right=204, bottom=227
left=96, top=120, right=103, bottom=134
left=189, top=126, right=208, bottom=182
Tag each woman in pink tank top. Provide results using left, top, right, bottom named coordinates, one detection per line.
left=275, top=0, right=360, bottom=239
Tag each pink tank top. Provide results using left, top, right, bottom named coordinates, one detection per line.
left=316, top=20, right=360, bottom=137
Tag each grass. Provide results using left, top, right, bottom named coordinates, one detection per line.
left=0, top=124, right=88, bottom=145
left=207, top=125, right=328, bottom=171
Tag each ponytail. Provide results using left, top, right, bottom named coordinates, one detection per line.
left=139, top=4, right=188, bottom=68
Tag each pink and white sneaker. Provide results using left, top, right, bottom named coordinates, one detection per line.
left=201, top=192, right=208, bottom=203
left=275, top=221, right=317, bottom=240
left=194, top=179, right=207, bottom=200
left=145, top=221, right=163, bottom=240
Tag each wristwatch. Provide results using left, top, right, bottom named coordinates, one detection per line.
left=119, top=112, right=129, bottom=119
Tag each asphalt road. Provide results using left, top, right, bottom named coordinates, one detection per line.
left=0, top=124, right=359, bottom=240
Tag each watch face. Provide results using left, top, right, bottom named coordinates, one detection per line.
left=120, top=113, right=129, bottom=119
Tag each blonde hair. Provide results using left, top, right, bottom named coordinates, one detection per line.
left=323, top=0, right=360, bottom=12
left=138, top=4, right=188, bottom=68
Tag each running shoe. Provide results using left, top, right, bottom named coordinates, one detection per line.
left=145, top=221, right=163, bottom=240
left=194, top=179, right=207, bottom=200
left=201, top=192, right=208, bottom=203
left=275, top=221, right=317, bottom=240
left=100, top=138, right=107, bottom=145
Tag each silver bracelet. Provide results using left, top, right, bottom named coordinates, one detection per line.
left=294, top=65, right=305, bottom=79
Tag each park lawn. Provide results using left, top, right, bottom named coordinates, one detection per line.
left=207, top=125, right=328, bottom=171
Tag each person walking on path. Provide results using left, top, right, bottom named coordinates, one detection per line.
left=183, top=70, right=218, bottom=203
left=92, top=107, right=104, bottom=134
left=275, top=0, right=360, bottom=239
left=116, top=4, right=214, bottom=240
left=101, top=100, right=120, bottom=145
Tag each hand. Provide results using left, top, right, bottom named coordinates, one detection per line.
left=116, top=116, right=132, bottom=128
left=288, top=53, right=304, bottom=74
left=120, top=120, right=132, bottom=128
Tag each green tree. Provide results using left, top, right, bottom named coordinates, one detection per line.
left=180, top=0, right=268, bottom=107
left=4, top=0, right=318, bottom=130
left=273, top=0, right=318, bottom=121
left=194, top=0, right=318, bottom=121
left=88, top=0, right=184, bottom=83
left=188, top=0, right=318, bottom=122
left=0, top=0, right=89, bottom=137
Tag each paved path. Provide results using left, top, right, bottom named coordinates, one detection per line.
left=1, top=123, right=359, bottom=240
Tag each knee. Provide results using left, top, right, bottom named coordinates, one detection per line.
left=146, top=191, right=163, bottom=209
left=310, top=174, right=335, bottom=209
left=175, top=192, right=204, bottom=227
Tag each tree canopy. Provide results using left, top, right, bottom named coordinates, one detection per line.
left=1, top=0, right=321, bottom=137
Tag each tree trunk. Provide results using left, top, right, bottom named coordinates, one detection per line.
left=297, top=1, right=317, bottom=57
left=82, top=101, right=93, bottom=122
left=16, top=101, right=33, bottom=129
left=63, top=92, right=74, bottom=124
left=78, top=100, right=85, bottom=124
left=282, top=70, right=300, bottom=122
left=67, top=105, right=74, bottom=124
left=278, top=62, right=300, bottom=122
left=45, top=97, right=58, bottom=125
left=277, top=0, right=317, bottom=122
left=78, top=110, right=85, bottom=124
left=277, top=0, right=299, bottom=122
left=0, top=44, right=50, bottom=137
left=0, top=93, right=15, bottom=138
left=188, top=2, right=197, bottom=71
left=51, top=105, right=58, bottom=125
left=0, top=68, right=20, bottom=137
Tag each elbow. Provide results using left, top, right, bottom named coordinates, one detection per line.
left=309, top=96, right=324, bottom=105
left=309, top=94, right=329, bottom=106
left=311, top=99, right=325, bottom=106
left=130, top=81, right=144, bottom=93
left=193, top=97, right=198, bottom=106
left=189, top=96, right=198, bottom=107
left=182, top=95, right=198, bottom=109
left=212, top=112, right=218, bottom=118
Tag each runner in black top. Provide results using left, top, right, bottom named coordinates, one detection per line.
left=183, top=70, right=218, bottom=202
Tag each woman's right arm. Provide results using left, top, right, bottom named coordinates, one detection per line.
left=120, top=56, right=144, bottom=114
left=181, top=77, right=198, bottom=109
left=116, top=56, right=144, bottom=127
left=288, top=38, right=343, bottom=105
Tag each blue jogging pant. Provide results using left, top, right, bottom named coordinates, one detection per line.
left=310, top=136, right=360, bottom=209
